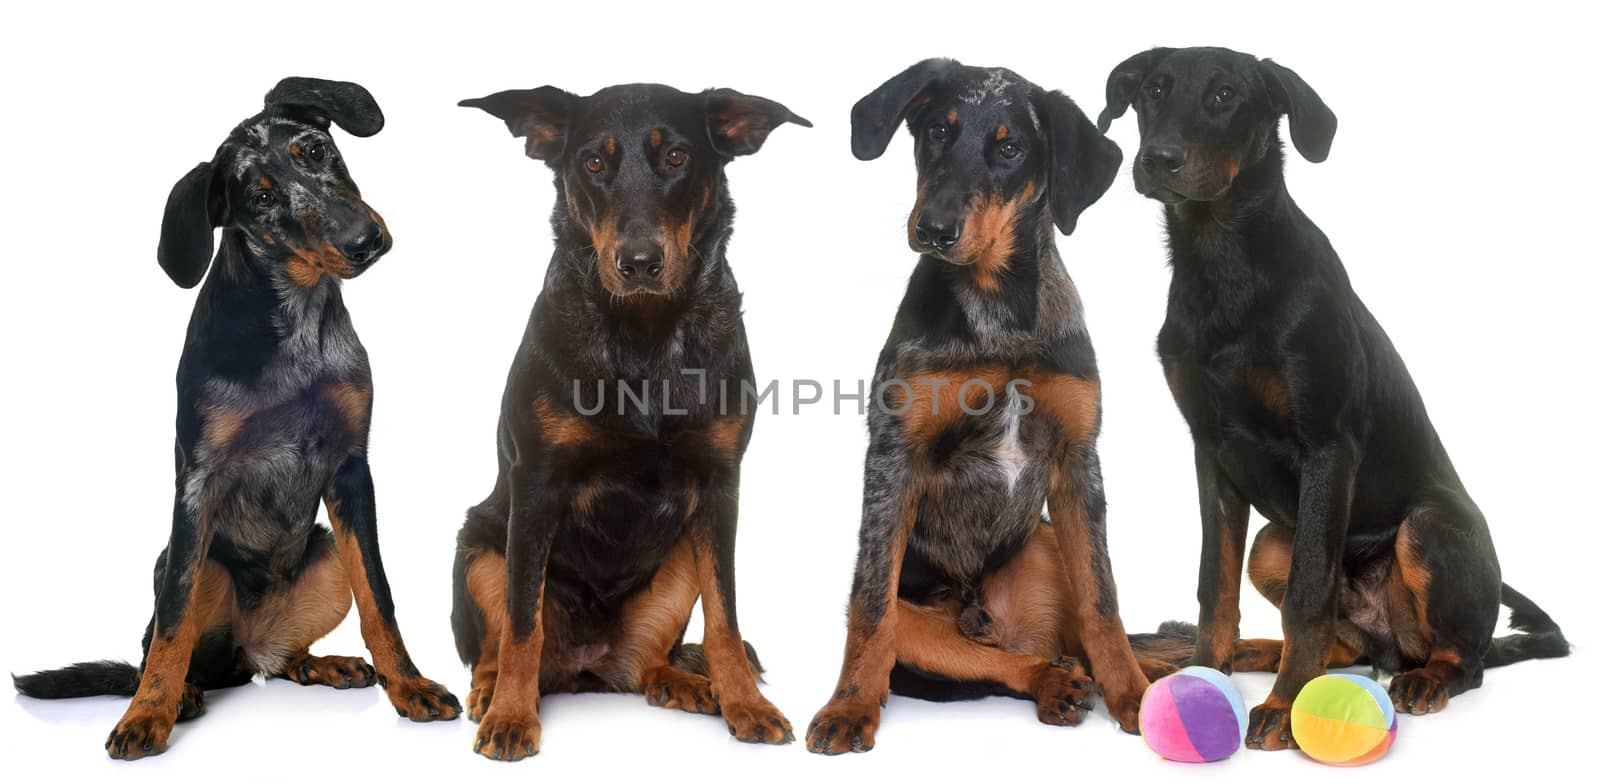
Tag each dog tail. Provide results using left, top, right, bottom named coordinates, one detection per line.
left=670, top=642, right=766, bottom=683
left=1129, top=620, right=1199, bottom=666
left=1485, top=583, right=1570, bottom=667
left=13, top=660, right=140, bottom=699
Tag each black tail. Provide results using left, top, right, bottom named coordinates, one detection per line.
left=1485, top=583, right=1570, bottom=667
left=13, top=660, right=139, bottom=699
left=888, top=662, right=1026, bottom=702
left=670, top=642, right=765, bottom=683
left=1129, top=620, right=1199, bottom=666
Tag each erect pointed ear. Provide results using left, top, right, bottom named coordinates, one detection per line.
left=849, top=58, right=956, bottom=161
left=1097, top=47, right=1173, bottom=133
left=157, top=162, right=225, bottom=288
left=264, top=77, right=385, bottom=137
left=458, top=87, right=580, bottom=161
left=1037, top=91, right=1123, bottom=236
left=1260, top=59, right=1337, bottom=163
left=703, top=89, right=812, bottom=158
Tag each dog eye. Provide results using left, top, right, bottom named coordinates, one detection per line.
left=584, top=154, right=604, bottom=174
left=665, top=149, right=688, bottom=167
left=1147, top=83, right=1164, bottom=100
left=928, top=124, right=949, bottom=142
left=999, top=141, right=1022, bottom=160
left=306, top=142, right=326, bottom=162
left=1214, top=87, right=1235, bottom=104
left=253, top=191, right=275, bottom=209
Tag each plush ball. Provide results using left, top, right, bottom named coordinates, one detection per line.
left=1140, top=666, right=1247, bottom=763
left=1291, top=674, right=1397, bottom=766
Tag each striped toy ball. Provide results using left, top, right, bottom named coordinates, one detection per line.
left=1291, top=674, right=1398, bottom=766
left=1139, top=666, right=1247, bottom=763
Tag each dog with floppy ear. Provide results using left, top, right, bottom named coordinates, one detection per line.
left=452, top=83, right=808, bottom=762
left=806, top=59, right=1174, bottom=756
left=13, top=77, right=460, bottom=760
left=1097, top=46, right=1569, bottom=750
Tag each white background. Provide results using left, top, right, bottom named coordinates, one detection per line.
left=2, top=1, right=1594, bottom=780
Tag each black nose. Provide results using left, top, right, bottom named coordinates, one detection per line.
left=914, top=211, right=962, bottom=253
left=341, top=224, right=386, bottom=264
left=615, top=244, right=665, bottom=280
left=1140, top=145, right=1187, bottom=175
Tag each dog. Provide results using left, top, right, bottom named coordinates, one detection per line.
left=1096, top=46, right=1570, bottom=749
left=12, top=77, right=461, bottom=759
left=452, top=83, right=809, bottom=761
left=804, top=59, right=1175, bottom=756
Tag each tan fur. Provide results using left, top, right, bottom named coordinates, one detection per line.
left=609, top=537, right=701, bottom=687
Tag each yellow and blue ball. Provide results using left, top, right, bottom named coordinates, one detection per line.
left=1291, top=674, right=1397, bottom=765
left=1139, top=666, right=1247, bottom=763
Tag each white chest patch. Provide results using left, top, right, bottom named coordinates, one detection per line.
left=992, top=392, right=1028, bottom=490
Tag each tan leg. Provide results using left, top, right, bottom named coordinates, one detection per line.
left=462, top=548, right=507, bottom=722
left=233, top=535, right=371, bottom=689
left=607, top=536, right=714, bottom=713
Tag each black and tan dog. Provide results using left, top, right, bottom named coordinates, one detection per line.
left=13, top=78, right=460, bottom=759
left=453, top=83, right=809, bottom=761
left=1097, top=47, right=1569, bottom=749
left=805, top=59, right=1172, bottom=755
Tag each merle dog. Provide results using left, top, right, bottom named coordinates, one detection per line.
left=13, top=78, right=460, bottom=760
left=806, top=59, right=1173, bottom=755
left=453, top=83, right=809, bottom=761
left=1097, top=47, right=1569, bottom=749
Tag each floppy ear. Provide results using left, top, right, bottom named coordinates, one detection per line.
left=157, top=162, right=224, bottom=288
left=1096, top=47, right=1173, bottom=133
left=1037, top=91, right=1123, bottom=236
left=459, top=87, right=579, bottom=161
left=703, top=89, right=813, bottom=158
left=264, top=77, right=385, bottom=137
left=1260, top=59, right=1336, bottom=163
left=849, top=58, right=956, bottom=161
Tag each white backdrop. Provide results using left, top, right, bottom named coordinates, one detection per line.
left=1, top=1, right=1593, bottom=780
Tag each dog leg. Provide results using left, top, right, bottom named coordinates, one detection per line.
left=607, top=536, right=714, bottom=714
left=106, top=495, right=227, bottom=760
left=459, top=547, right=507, bottom=722
left=692, top=480, right=792, bottom=744
left=1192, top=446, right=1251, bottom=672
left=236, top=529, right=373, bottom=689
left=1387, top=505, right=1495, bottom=714
left=324, top=455, right=459, bottom=723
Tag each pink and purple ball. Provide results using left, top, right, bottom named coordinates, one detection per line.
left=1139, top=666, right=1247, bottom=763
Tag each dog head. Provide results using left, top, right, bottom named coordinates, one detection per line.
left=158, top=77, right=391, bottom=289
left=851, top=58, right=1121, bottom=275
left=461, top=83, right=810, bottom=300
left=1097, top=47, right=1336, bottom=204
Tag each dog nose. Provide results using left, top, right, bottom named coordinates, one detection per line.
left=341, top=224, right=386, bottom=264
left=1141, top=145, right=1187, bottom=175
left=615, top=244, right=664, bottom=280
left=914, top=211, right=962, bottom=252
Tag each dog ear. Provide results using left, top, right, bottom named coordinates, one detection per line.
left=703, top=89, right=813, bottom=158
left=850, top=58, right=956, bottom=161
left=1037, top=91, right=1123, bottom=236
left=264, top=77, right=385, bottom=137
left=157, top=162, right=225, bottom=288
left=1097, top=47, right=1173, bottom=133
left=459, top=87, right=579, bottom=161
left=1260, top=59, right=1336, bottom=163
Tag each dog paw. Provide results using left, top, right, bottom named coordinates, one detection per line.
left=284, top=655, right=377, bottom=689
left=642, top=667, right=719, bottom=715
left=1245, top=702, right=1296, bottom=750
left=386, top=676, right=461, bottom=722
left=1390, top=668, right=1450, bottom=714
left=105, top=711, right=174, bottom=760
left=1032, top=656, right=1094, bottom=726
left=466, top=682, right=495, bottom=723
left=473, top=710, right=540, bottom=761
left=176, top=683, right=207, bottom=722
left=806, top=699, right=879, bottom=754
left=722, top=697, right=793, bottom=745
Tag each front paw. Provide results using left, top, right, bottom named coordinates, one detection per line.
left=105, top=711, right=174, bottom=760
left=806, top=699, right=880, bottom=755
left=722, top=697, right=793, bottom=744
left=285, top=654, right=377, bottom=689
left=1246, top=702, right=1296, bottom=750
left=386, top=676, right=462, bottom=722
left=473, top=709, right=541, bottom=762
left=1389, top=668, right=1450, bottom=714
left=466, top=681, right=495, bottom=723
left=1031, top=657, right=1094, bottom=726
